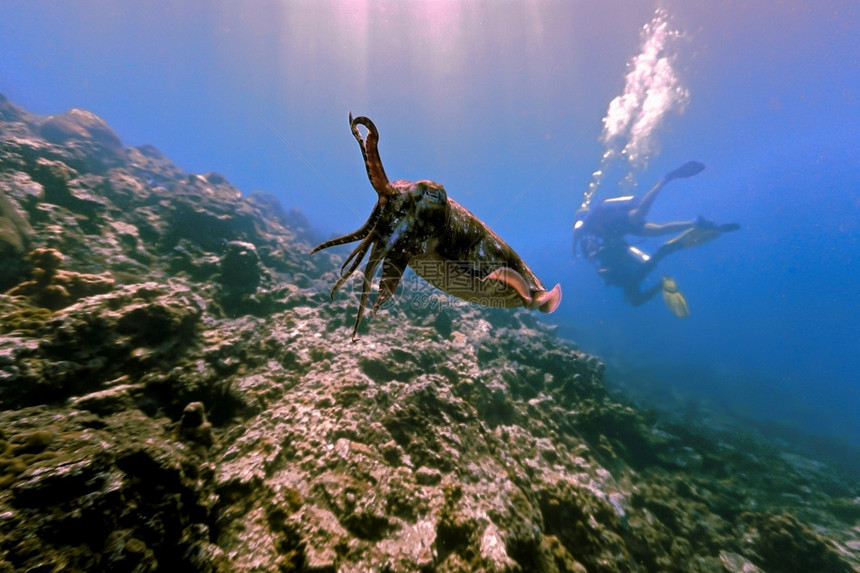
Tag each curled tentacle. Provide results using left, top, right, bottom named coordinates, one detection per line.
left=350, top=113, right=394, bottom=197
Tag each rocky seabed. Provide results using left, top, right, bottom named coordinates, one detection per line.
left=0, top=94, right=858, bottom=572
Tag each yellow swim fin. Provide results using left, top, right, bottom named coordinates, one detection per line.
left=661, top=276, right=689, bottom=318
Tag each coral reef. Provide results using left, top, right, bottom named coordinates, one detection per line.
left=0, top=179, right=33, bottom=291
left=5, top=247, right=114, bottom=310
left=0, top=94, right=857, bottom=571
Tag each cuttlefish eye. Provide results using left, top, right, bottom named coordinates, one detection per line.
left=417, top=182, right=446, bottom=203
left=425, top=188, right=444, bottom=202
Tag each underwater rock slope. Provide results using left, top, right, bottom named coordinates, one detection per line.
left=0, top=94, right=857, bottom=572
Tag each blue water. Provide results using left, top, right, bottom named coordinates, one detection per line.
left=1, top=2, right=857, bottom=448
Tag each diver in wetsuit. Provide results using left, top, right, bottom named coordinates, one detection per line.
left=573, top=161, right=739, bottom=316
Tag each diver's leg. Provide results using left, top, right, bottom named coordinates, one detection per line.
left=629, top=161, right=706, bottom=225
left=640, top=233, right=695, bottom=274
left=628, top=180, right=666, bottom=225
left=639, top=220, right=697, bottom=237
left=624, top=281, right=663, bottom=307
left=654, top=220, right=741, bottom=255
left=620, top=252, right=662, bottom=306
left=640, top=215, right=732, bottom=238
left=650, top=231, right=693, bottom=263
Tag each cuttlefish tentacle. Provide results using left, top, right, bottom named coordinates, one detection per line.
left=309, top=226, right=369, bottom=256
left=373, top=252, right=411, bottom=316
left=339, top=231, right=375, bottom=276
left=336, top=215, right=406, bottom=297
left=311, top=114, right=396, bottom=292
left=352, top=241, right=388, bottom=338
left=328, top=236, right=374, bottom=299
left=310, top=115, right=406, bottom=337
left=309, top=205, right=382, bottom=256
left=309, top=114, right=391, bottom=257
left=350, top=114, right=395, bottom=197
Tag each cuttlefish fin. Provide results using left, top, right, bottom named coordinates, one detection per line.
left=534, top=283, right=562, bottom=313
left=484, top=268, right=562, bottom=313
left=485, top=268, right=533, bottom=304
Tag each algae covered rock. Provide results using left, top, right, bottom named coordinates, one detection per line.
left=38, top=108, right=126, bottom=172
left=0, top=188, right=32, bottom=291
left=0, top=280, right=205, bottom=410
left=739, top=512, right=855, bottom=573
left=0, top=407, right=226, bottom=572
left=5, top=247, right=114, bottom=310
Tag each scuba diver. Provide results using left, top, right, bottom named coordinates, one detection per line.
left=573, top=161, right=739, bottom=317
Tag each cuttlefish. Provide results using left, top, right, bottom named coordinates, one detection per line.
left=311, top=114, right=561, bottom=338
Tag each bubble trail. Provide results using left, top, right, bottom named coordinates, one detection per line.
left=581, top=9, right=688, bottom=211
